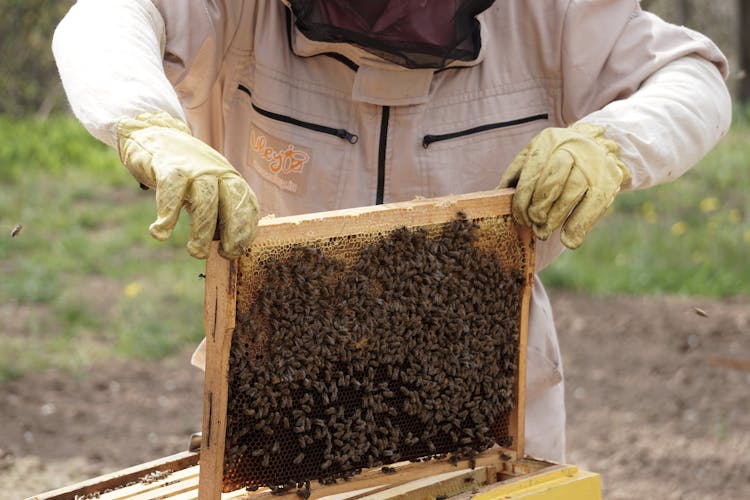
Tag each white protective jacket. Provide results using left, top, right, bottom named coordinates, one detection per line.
left=53, top=0, right=731, bottom=462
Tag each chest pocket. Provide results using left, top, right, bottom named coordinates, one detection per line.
left=235, top=82, right=358, bottom=217
left=417, top=85, right=551, bottom=198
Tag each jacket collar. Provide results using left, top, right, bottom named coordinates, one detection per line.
left=281, top=1, right=488, bottom=106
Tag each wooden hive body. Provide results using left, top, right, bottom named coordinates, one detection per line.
left=199, top=189, right=535, bottom=498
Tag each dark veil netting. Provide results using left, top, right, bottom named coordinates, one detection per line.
left=288, top=0, right=496, bottom=69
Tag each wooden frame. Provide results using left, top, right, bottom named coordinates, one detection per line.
left=199, top=189, right=535, bottom=499
left=31, top=448, right=604, bottom=500
left=28, top=451, right=199, bottom=500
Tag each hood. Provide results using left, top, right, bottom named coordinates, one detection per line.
left=282, top=0, right=495, bottom=70
left=279, top=0, right=494, bottom=105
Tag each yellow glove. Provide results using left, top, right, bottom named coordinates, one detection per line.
left=117, top=111, right=260, bottom=259
left=498, top=123, right=630, bottom=249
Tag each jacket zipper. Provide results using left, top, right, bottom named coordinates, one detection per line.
left=238, top=84, right=358, bottom=144
left=422, top=113, right=548, bottom=148
left=376, top=106, right=390, bottom=205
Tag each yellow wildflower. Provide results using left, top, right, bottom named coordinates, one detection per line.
left=699, top=197, right=719, bottom=213
left=124, top=282, right=142, bottom=299
left=671, top=221, right=687, bottom=237
left=641, top=201, right=657, bottom=224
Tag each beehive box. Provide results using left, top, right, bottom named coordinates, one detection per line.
left=198, top=189, right=535, bottom=499
left=32, top=448, right=605, bottom=499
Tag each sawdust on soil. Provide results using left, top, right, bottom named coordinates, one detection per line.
left=1, top=292, right=748, bottom=499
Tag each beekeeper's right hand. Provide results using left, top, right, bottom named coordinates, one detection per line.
left=117, top=111, right=260, bottom=260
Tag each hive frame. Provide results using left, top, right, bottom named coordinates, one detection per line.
left=199, top=189, right=535, bottom=499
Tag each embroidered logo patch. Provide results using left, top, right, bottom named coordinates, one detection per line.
left=248, top=127, right=311, bottom=195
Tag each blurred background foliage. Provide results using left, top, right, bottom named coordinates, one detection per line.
left=0, top=0, right=75, bottom=117
left=0, top=1, right=749, bottom=378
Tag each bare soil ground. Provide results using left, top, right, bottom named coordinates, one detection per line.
left=2, top=292, right=748, bottom=499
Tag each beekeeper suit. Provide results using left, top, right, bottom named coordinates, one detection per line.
left=53, top=0, right=731, bottom=462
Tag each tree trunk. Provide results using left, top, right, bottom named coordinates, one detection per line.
left=740, top=0, right=750, bottom=102
left=677, top=0, right=693, bottom=26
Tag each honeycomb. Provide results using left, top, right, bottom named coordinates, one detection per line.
left=222, top=212, right=528, bottom=492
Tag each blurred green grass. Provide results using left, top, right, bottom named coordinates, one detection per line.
left=1, top=114, right=748, bottom=380
left=0, top=116, right=205, bottom=381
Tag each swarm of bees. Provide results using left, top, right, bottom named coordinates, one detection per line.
left=223, top=213, right=525, bottom=492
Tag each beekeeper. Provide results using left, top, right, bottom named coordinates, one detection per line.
left=53, top=0, right=731, bottom=462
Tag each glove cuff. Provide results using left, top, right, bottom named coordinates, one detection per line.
left=571, top=122, right=631, bottom=186
left=115, top=111, right=194, bottom=188
left=117, top=110, right=192, bottom=141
